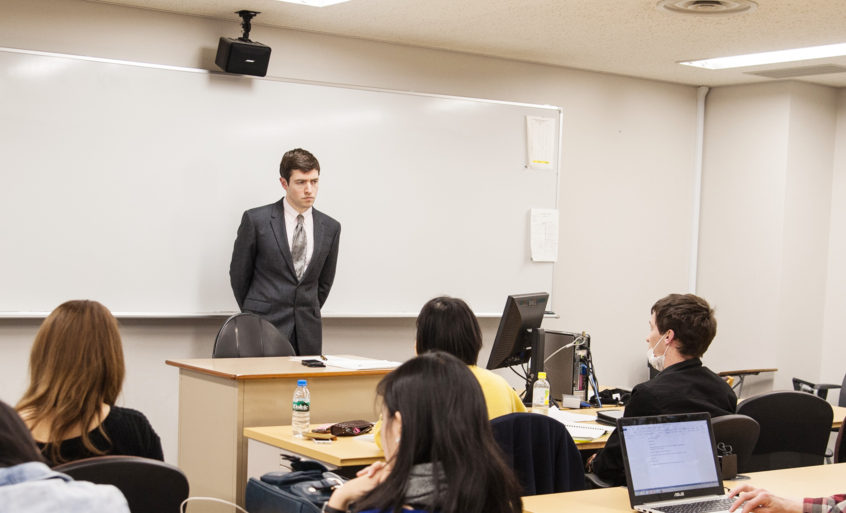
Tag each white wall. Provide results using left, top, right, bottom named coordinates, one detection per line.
left=698, top=82, right=839, bottom=397
left=820, top=90, right=846, bottom=403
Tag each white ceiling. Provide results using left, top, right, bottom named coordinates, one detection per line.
left=90, top=0, right=846, bottom=87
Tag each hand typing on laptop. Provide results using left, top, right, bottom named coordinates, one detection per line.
left=728, top=485, right=801, bottom=513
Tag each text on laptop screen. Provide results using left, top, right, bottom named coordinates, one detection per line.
left=623, top=419, right=720, bottom=496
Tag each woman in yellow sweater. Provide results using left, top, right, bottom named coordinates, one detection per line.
left=375, top=296, right=525, bottom=446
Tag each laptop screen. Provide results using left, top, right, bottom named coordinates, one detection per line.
left=619, top=413, right=724, bottom=507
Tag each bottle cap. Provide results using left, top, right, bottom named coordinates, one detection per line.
left=538, top=372, right=547, bottom=379
left=297, top=379, right=307, bottom=386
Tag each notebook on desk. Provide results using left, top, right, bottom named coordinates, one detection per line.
left=618, top=412, right=735, bottom=513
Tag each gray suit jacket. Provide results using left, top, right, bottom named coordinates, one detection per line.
left=229, top=198, right=341, bottom=356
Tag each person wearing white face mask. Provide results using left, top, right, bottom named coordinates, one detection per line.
left=585, top=293, right=737, bottom=486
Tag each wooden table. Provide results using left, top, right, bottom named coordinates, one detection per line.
left=244, top=409, right=623, bottom=476
left=166, top=356, right=393, bottom=506
left=523, top=462, right=846, bottom=513
left=832, top=405, right=846, bottom=429
left=245, top=425, right=382, bottom=476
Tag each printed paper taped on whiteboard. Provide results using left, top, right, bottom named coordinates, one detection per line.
left=526, top=116, right=555, bottom=171
left=531, top=208, right=559, bottom=262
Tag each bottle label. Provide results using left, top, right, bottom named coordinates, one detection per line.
left=293, top=400, right=310, bottom=412
left=533, top=386, right=549, bottom=406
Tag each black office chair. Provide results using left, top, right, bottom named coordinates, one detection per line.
left=212, top=312, right=295, bottom=358
left=737, top=390, right=833, bottom=472
left=835, top=415, right=846, bottom=464
left=792, top=372, right=845, bottom=404
left=711, top=414, right=759, bottom=474
left=490, top=412, right=585, bottom=495
left=54, top=455, right=189, bottom=513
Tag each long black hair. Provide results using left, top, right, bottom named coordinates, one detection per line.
left=353, top=352, right=522, bottom=513
left=0, top=399, right=45, bottom=467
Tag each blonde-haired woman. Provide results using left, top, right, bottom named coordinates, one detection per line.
left=16, top=300, right=162, bottom=466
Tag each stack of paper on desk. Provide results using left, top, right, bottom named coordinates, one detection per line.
left=323, top=356, right=401, bottom=370
left=561, top=422, right=613, bottom=441
left=547, top=407, right=615, bottom=441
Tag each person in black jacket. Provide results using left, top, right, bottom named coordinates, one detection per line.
left=586, top=293, right=737, bottom=486
left=229, top=148, right=341, bottom=356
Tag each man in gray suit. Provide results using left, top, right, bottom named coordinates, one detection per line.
left=229, top=148, right=341, bottom=355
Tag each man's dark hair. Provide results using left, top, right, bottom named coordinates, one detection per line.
left=415, top=296, right=482, bottom=365
left=651, top=293, right=717, bottom=358
left=279, top=148, right=320, bottom=182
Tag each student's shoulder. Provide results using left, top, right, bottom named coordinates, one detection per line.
left=468, top=365, right=501, bottom=381
left=0, top=478, right=129, bottom=513
left=106, top=406, right=155, bottom=429
left=468, top=365, right=514, bottom=390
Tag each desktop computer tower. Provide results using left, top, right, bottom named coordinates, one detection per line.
left=542, top=330, right=589, bottom=404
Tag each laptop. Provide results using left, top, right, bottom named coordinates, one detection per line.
left=618, top=412, right=735, bottom=513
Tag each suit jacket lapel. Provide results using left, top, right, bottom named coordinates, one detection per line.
left=301, top=209, right=328, bottom=281
left=271, top=199, right=297, bottom=277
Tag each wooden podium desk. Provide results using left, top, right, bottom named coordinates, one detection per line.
left=523, top=462, right=846, bottom=513
left=165, top=356, right=392, bottom=506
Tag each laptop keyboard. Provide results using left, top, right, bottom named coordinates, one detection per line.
left=658, top=497, right=736, bottom=513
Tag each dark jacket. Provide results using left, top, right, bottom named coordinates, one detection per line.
left=229, top=198, right=341, bottom=356
left=491, top=412, right=585, bottom=495
left=592, top=358, right=737, bottom=485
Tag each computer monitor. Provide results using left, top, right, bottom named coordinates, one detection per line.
left=485, top=292, right=549, bottom=397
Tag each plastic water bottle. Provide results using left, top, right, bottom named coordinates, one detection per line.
left=292, top=379, right=310, bottom=438
left=532, top=372, right=550, bottom=415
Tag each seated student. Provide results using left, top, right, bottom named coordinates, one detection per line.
left=373, top=296, right=525, bottom=448
left=16, top=300, right=163, bottom=466
left=0, top=399, right=130, bottom=513
left=729, top=485, right=845, bottom=513
left=586, top=293, right=737, bottom=486
left=323, top=351, right=523, bottom=513
left=415, top=296, right=526, bottom=417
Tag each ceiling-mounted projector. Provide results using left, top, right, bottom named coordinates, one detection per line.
left=215, top=10, right=271, bottom=77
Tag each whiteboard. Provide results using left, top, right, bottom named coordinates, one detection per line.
left=0, top=48, right=560, bottom=316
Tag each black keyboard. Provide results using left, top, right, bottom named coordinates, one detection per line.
left=655, top=497, right=736, bottom=513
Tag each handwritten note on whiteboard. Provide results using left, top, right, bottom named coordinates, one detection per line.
left=531, top=208, right=559, bottom=262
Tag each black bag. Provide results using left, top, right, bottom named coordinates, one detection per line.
left=245, top=465, right=346, bottom=513
left=593, top=388, right=631, bottom=406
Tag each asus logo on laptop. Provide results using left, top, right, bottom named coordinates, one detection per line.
left=674, top=492, right=685, bottom=497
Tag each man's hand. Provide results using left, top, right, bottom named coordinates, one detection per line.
left=728, top=484, right=802, bottom=513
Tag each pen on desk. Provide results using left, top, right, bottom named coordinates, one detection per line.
left=319, top=354, right=327, bottom=361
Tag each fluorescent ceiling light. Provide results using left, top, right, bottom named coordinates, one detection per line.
left=275, top=0, right=350, bottom=6
left=680, top=42, right=846, bottom=70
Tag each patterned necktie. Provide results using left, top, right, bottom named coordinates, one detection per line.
left=292, top=214, right=307, bottom=280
